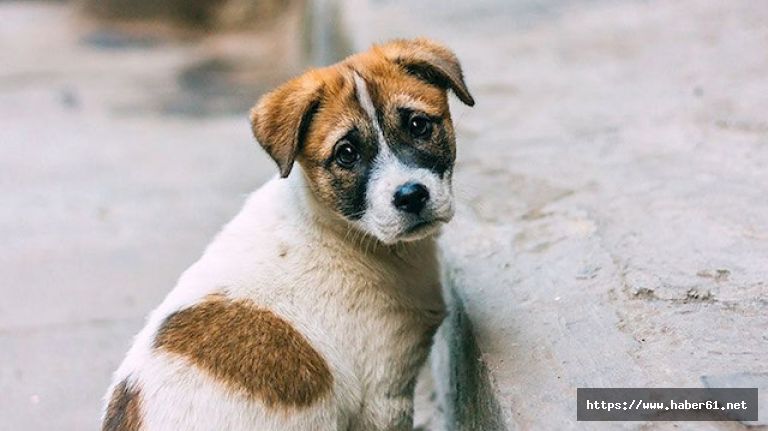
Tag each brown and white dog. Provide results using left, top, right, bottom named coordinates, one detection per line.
left=102, top=38, right=474, bottom=431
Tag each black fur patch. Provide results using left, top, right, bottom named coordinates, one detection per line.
left=326, top=128, right=377, bottom=220
left=383, top=108, right=453, bottom=177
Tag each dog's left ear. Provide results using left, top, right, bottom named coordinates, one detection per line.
left=250, top=75, right=323, bottom=178
left=379, top=38, right=475, bottom=107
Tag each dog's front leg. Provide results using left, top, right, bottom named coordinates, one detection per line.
left=350, top=394, right=415, bottom=431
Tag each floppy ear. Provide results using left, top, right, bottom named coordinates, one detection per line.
left=379, top=38, right=475, bottom=106
left=250, top=75, right=323, bottom=178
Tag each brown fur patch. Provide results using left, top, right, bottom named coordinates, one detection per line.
left=103, top=378, right=143, bottom=431
left=250, top=73, right=324, bottom=178
left=376, top=38, right=475, bottom=106
left=154, top=295, right=333, bottom=408
left=297, top=72, right=372, bottom=211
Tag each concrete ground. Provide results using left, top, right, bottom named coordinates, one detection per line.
left=3, top=0, right=767, bottom=430
left=0, top=2, right=303, bottom=429
left=338, top=0, right=768, bottom=429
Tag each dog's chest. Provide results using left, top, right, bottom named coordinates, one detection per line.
left=316, top=251, right=445, bottom=396
left=353, top=302, right=442, bottom=394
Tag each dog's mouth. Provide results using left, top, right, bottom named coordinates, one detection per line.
left=399, top=217, right=449, bottom=240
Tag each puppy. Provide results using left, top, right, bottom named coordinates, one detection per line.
left=102, top=38, right=474, bottom=431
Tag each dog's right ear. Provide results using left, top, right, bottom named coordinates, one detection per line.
left=250, top=75, right=323, bottom=178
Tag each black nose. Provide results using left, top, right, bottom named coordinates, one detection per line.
left=393, top=182, right=430, bottom=214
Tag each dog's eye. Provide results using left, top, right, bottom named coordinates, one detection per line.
left=408, top=114, right=432, bottom=139
left=334, top=140, right=359, bottom=168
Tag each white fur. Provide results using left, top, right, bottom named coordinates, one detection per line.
left=104, top=170, right=446, bottom=430
left=352, top=73, right=455, bottom=244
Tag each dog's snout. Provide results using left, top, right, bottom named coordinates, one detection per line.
left=393, top=182, right=430, bottom=214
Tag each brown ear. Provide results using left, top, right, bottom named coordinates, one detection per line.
left=379, top=38, right=475, bottom=107
left=250, top=75, right=323, bottom=178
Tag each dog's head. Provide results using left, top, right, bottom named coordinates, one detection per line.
left=250, top=38, right=474, bottom=244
